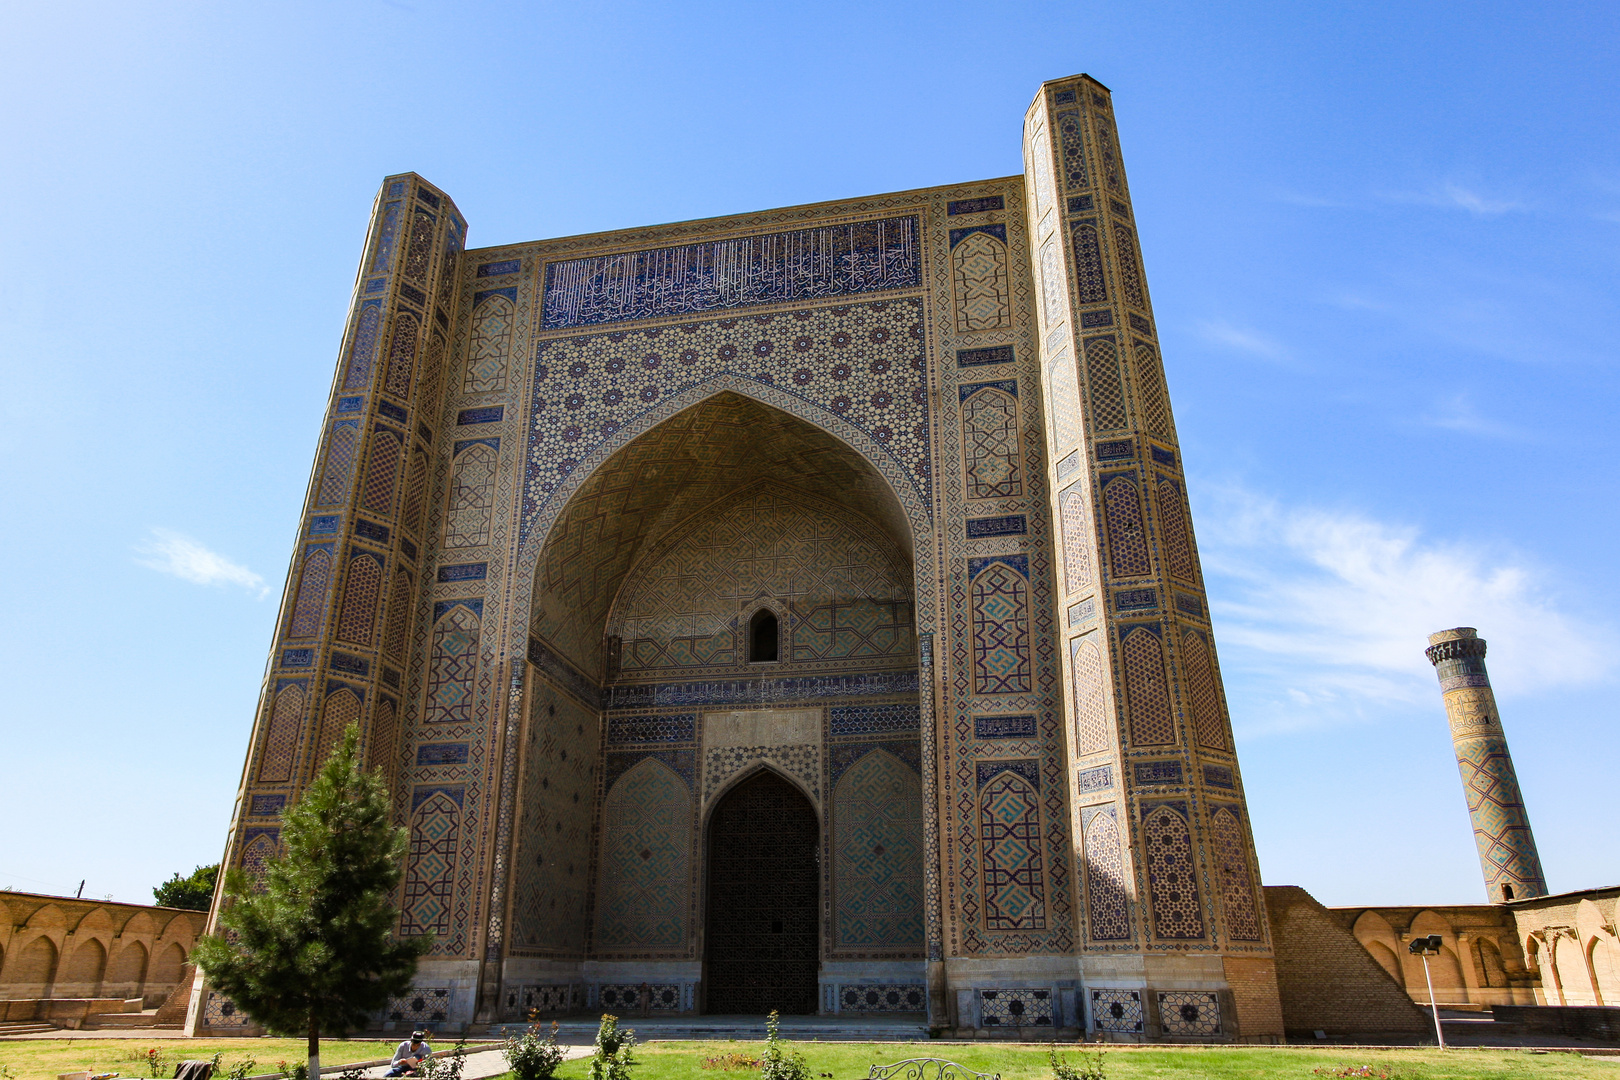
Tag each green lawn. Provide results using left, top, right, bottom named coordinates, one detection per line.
left=546, top=1041, right=1620, bottom=1080
left=0, top=1037, right=414, bottom=1079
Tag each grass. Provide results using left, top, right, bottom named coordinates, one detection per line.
left=0, top=1037, right=423, bottom=1079
left=541, top=1040, right=1620, bottom=1080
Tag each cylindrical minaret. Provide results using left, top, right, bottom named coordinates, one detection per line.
left=1425, top=627, right=1547, bottom=903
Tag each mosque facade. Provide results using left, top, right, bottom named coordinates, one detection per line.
left=192, top=73, right=1287, bottom=1041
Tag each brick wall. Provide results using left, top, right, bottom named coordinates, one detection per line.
left=1223, top=954, right=1285, bottom=1041
left=1265, top=885, right=1431, bottom=1036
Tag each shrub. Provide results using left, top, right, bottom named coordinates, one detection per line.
left=1049, top=1044, right=1105, bottom=1080
left=420, top=1039, right=469, bottom=1080
left=759, top=1011, right=809, bottom=1080
left=702, top=1051, right=762, bottom=1071
left=506, top=1021, right=568, bottom=1080
left=589, top=1014, right=638, bottom=1080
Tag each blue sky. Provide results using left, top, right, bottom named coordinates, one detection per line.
left=1, top=1, right=1615, bottom=909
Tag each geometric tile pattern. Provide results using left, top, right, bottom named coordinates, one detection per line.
left=385, top=987, right=453, bottom=1024
left=1133, top=344, right=1172, bottom=441
left=951, top=229, right=1012, bottom=333
left=839, top=984, right=926, bottom=1012
left=703, top=743, right=820, bottom=805
left=1121, top=626, right=1175, bottom=746
left=287, top=548, right=333, bottom=639
left=1089, top=988, right=1143, bottom=1033
left=315, top=422, right=360, bottom=507
left=313, top=686, right=361, bottom=772
left=1101, top=476, right=1149, bottom=577
left=1081, top=805, right=1131, bottom=941
left=1082, top=336, right=1126, bottom=431
left=401, top=786, right=463, bottom=944
left=465, top=293, right=514, bottom=394
left=362, top=428, right=404, bottom=514
left=1155, top=479, right=1196, bottom=582
left=384, top=314, right=419, bottom=402
left=342, top=305, right=382, bottom=391
left=969, top=557, right=1031, bottom=695
left=829, top=702, right=921, bottom=736
left=257, top=681, right=305, bottom=784
left=1142, top=804, right=1204, bottom=940
left=960, top=384, right=1023, bottom=500
left=595, top=758, right=692, bottom=949
left=1156, top=990, right=1220, bottom=1036
left=424, top=603, right=480, bottom=725
left=832, top=749, right=924, bottom=947
left=1455, top=738, right=1548, bottom=896
left=979, top=768, right=1046, bottom=931
left=444, top=442, right=498, bottom=549
left=1208, top=806, right=1262, bottom=941
left=980, top=987, right=1053, bottom=1027
left=1070, top=222, right=1107, bottom=306
left=599, top=983, right=681, bottom=1011
left=337, top=552, right=383, bottom=646
left=1112, top=225, right=1146, bottom=310
left=203, top=991, right=250, bottom=1027
left=1179, top=630, right=1226, bottom=750
left=1058, top=485, right=1093, bottom=594
left=1070, top=636, right=1109, bottom=755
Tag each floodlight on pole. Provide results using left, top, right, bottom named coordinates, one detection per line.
left=1408, top=934, right=1447, bottom=1049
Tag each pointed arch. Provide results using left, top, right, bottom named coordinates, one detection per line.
left=465, top=293, right=514, bottom=393
left=382, top=568, right=415, bottom=660
left=1134, top=344, right=1173, bottom=440
left=1081, top=804, right=1131, bottom=941
left=104, top=938, right=148, bottom=992
left=336, top=551, right=384, bottom=645
left=1208, top=805, right=1261, bottom=941
left=287, top=547, right=333, bottom=639
left=401, top=450, right=429, bottom=536
left=960, top=385, right=1023, bottom=499
left=149, top=941, right=186, bottom=987
left=425, top=602, right=481, bottom=725
left=401, top=787, right=464, bottom=940
left=445, top=441, right=499, bottom=549
left=1058, top=483, right=1093, bottom=594
left=361, top=427, right=404, bottom=514
left=1112, top=222, right=1146, bottom=309
left=1101, top=474, right=1149, bottom=577
left=1156, top=477, right=1196, bottom=582
left=1142, top=803, right=1204, bottom=939
left=57, top=937, right=106, bottom=993
left=239, top=832, right=278, bottom=891
left=1121, top=626, right=1174, bottom=746
left=342, top=304, right=381, bottom=390
left=315, top=421, right=360, bottom=507
left=978, top=766, right=1045, bottom=931
left=832, top=748, right=922, bottom=948
left=595, top=757, right=692, bottom=949
left=1083, top=335, right=1126, bottom=431
left=970, top=558, right=1031, bottom=694
left=1071, top=635, right=1109, bottom=754
left=1180, top=629, right=1227, bottom=750
left=369, top=695, right=399, bottom=776
left=383, top=311, right=419, bottom=399
left=257, top=681, right=306, bottom=784
left=9, top=936, right=57, bottom=996
left=951, top=229, right=1011, bottom=332
left=313, top=686, right=361, bottom=770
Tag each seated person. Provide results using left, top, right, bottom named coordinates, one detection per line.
left=387, top=1031, right=434, bottom=1076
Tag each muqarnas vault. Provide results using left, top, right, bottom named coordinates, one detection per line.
left=193, top=73, right=1285, bottom=1041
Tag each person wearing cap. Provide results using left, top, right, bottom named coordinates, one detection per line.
left=387, top=1031, right=434, bottom=1076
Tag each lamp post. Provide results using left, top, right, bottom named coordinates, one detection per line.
left=1408, top=934, right=1447, bottom=1049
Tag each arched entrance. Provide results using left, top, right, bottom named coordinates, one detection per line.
left=705, top=771, right=820, bottom=1014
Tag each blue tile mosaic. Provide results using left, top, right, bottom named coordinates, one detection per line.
left=379, top=399, right=409, bottom=424
left=331, top=651, right=370, bottom=676
left=829, top=739, right=922, bottom=785
left=400, top=537, right=417, bottom=561
left=966, top=515, right=1028, bottom=538
left=381, top=666, right=400, bottom=688
left=959, top=379, right=1018, bottom=403
left=1129, top=313, right=1153, bottom=335
left=411, top=784, right=464, bottom=811
left=355, top=519, right=390, bottom=544
left=417, top=422, right=434, bottom=442
left=1151, top=445, right=1176, bottom=466
left=437, top=563, right=487, bottom=582
left=365, top=279, right=386, bottom=294
left=309, top=515, right=339, bottom=535
left=1067, top=598, right=1096, bottom=626
left=526, top=635, right=601, bottom=706
left=1114, top=588, right=1157, bottom=612
left=418, top=742, right=470, bottom=765
left=606, top=671, right=918, bottom=709
left=976, top=759, right=1040, bottom=789
left=1175, top=593, right=1204, bottom=618
left=1134, top=760, right=1183, bottom=785
left=399, top=282, right=427, bottom=308
left=1080, top=309, right=1114, bottom=328
left=541, top=215, right=921, bottom=329
left=434, top=598, right=484, bottom=620
left=947, top=196, right=1005, bottom=215
left=1056, top=451, right=1081, bottom=478
left=282, top=649, right=314, bottom=668
left=957, top=344, right=1015, bottom=367
left=1096, top=439, right=1134, bottom=461
left=1053, top=88, right=1077, bottom=104
left=249, top=794, right=286, bottom=816
left=475, top=286, right=519, bottom=308
left=454, top=437, right=499, bottom=454
left=604, top=747, right=697, bottom=790
left=337, top=396, right=364, bottom=414
left=829, top=702, right=921, bottom=736
left=1203, top=765, right=1235, bottom=789
left=387, top=181, right=405, bottom=196
left=1077, top=765, right=1113, bottom=794
left=1110, top=199, right=1130, bottom=218
left=605, top=714, right=697, bottom=745
left=949, top=223, right=1007, bottom=249
left=478, top=259, right=521, bottom=277
left=1067, top=195, right=1094, bottom=213
left=974, top=713, right=1038, bottom=739
left=417, top=188, right=440, bottom=208
left=457, top=406, right=504, bottom=425
left=968, top=553, right=1028, bottom=580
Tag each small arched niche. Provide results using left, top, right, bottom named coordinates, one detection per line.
left=748, top=608, right=780, bottom=663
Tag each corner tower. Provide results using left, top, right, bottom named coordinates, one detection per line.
left=1425, top=627, right=1548, bottom=903
left=188, top=174, right=466, bottom=1034
left=1022, top=75, right=1284, bottom=1040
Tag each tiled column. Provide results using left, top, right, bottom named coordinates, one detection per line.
left=188, top=174, right=465, bottom=1034
left=1022, top=75, right=1281, bottom=1041
left=1425, top=627, right=1548, bottom=903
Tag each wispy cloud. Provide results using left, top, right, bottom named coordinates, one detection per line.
left=1197, top=486, right=1610, bottom=733
left=1196, top=320, right=1290, bottom=363
left=1421, top=393, right=1529, bottom=441
left=1383, top=183, right=1525, bottom=216
left=135, top=528, right=269, bottom=598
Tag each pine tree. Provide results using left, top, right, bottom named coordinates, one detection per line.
left=193, top=724, right=430, bottom=1078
